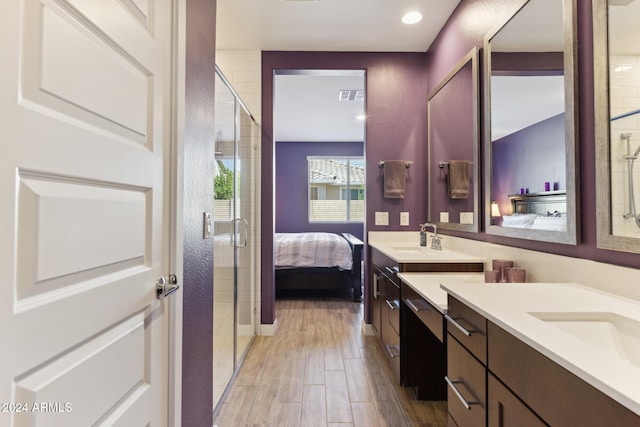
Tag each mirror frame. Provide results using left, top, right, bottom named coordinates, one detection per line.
left=427, top=48, right=480, bottom=233
left=483, top=0, right=579, bottom=245
left=593, top=0, right=640, bottom=253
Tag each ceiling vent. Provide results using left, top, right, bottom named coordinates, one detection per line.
left=339, top=90, right=365, bottom=101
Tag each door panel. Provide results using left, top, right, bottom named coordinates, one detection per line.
left=1, top=0, right=175, bottom=425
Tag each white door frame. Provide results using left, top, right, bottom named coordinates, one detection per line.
left=169, top=0, right=186, bottom=425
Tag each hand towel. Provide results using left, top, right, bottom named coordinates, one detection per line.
left=447, top=160, right=470, bottom=199
left=383, top=160, right=406, bottom=199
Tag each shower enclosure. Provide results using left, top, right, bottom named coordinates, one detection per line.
left=610, top=111, right=640, bottom=236
left=213, top=66, right=259, bottom=408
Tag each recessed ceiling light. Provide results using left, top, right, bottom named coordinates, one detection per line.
left=402, top=11, right=422, bottom=25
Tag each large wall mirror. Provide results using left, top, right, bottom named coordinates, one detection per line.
left=427, top=48, right=479, bottom=232
left=484, top=0, right=578, bottom=244
left=595, top=0, right=640, bottom=253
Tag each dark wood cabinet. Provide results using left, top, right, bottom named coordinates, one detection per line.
left=369, top=246, right=484, bottom=397
left=401, top=281, right=447, bottom=400
left=446, top=295, right=640, bottom=427
left=488, top=321, right=640, bottom=427
left=447, top=334, right=486, bottom=427
left=487, top=374, right=546, bottom=427
left=370, top=250, right=402, bottom=382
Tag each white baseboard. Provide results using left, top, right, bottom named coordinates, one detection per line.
left=361, top=322, right=376, bottom=336
left=259, top=318, right=278, bottom=336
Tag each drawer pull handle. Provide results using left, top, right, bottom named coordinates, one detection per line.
left=386, top=344, right=400, bottom=359
left=385, top=299, right=399, bottom=310
left=445, top=314, right=472, bottom=336
left=385, top=266, right=399, bottom=275
left=405, top=298, right=429, bottom=313
left=445, top=376, right=471, bottom=410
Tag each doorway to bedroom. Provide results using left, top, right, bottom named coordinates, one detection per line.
left=273, top=70, right=366, bottom=300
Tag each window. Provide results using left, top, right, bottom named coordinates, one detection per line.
left=308, top=157, right=365, bottom=222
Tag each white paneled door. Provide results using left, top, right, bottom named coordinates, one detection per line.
left=0, top=1, right=180, bottom=426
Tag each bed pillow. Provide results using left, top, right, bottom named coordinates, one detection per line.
left=501, top=213, right=538, bottom=229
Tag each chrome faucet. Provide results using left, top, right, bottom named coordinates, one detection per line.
left=421, top=222, right=442, bottom=250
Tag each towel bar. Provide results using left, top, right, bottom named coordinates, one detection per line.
left=378, top=161, right=412, bottom=168
left=439, top=161, right=473, bottom=168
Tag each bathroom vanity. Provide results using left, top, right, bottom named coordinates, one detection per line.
left=368, top=233, right=484, bottom=392
left=443, top=282, right=640, bottom=426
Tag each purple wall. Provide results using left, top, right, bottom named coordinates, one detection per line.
left=183, top=0, right=215, bottom=425
left=426, top=0, right=640, bottom=268
left=263, top=51, right=429, bottom=324
left=275, top=141, right=364, bottom=240
left=492, top=114, right=566, bottom=215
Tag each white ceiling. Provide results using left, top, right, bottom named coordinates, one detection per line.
left=216, top=0, right=460, bottom=52
left=274, top=71, right=365, bottom=142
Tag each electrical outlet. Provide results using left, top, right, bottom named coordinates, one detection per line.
left=400, top=212, right=409, bottom=226
left=375, top=211, right=389, bottom=226
left=440, top=212, right=449, bottom=223
left=460, top=212, right=474, bottom=224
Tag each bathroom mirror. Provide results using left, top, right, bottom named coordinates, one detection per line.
left=427, top=48, right=479, bottom=232
left=484, top=0, right=578, bottom=244
left=594, top=0, right=640, bottom=253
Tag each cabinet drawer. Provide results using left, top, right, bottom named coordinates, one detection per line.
left=386, top=281, right=400, bottom=335
left=386, top=327, right=401, bottom=383
left=402, top=282, right=444, bottom=342
left=488, top=373, right=546, bottom=427
left=446, top=296, right=487, bottom=364
left=447, top=336, right=486, bottom=427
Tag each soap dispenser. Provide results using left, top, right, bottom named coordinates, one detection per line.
left=419, top=223, right=427, bottom=247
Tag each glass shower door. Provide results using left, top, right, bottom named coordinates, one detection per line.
left=235, top=105, right=257, bottom=366
left=213, top=73, right=236, bottom=407
left=213, top=68, right=258, bottom=409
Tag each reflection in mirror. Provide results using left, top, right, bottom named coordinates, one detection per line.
left=595, top=0, right=640, bottom=253
left=427, top=48, right=479, bottom=232
left=484, top=0, right=578, bottom=244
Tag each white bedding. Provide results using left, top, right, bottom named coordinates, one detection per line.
left=501, top=214, right=566, bottom=231
left=274, top=232, right=353, bottom=270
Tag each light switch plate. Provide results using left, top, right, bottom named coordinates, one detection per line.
left=375, top=211, right=389, bottom=226
left=440, top=212, right=449, bottom=223
left=460, top=212, right=474, bottom=225
left=400, top=211, right=409, bottom=226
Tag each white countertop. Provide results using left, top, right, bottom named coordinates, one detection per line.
left=369, top=240, right=485, bottom=264
left=397, top=272, right=484, bottom=313
left=442, top=282, right=640, bottom=416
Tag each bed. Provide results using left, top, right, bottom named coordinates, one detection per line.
left=274, top=232, right=364, bottom=301
left=502, top=191, right=567, bottom=231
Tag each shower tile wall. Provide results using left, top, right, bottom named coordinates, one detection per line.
left=610, top=54, right=640, bottom=238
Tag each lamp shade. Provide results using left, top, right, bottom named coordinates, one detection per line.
left=491, top=201, right=501, bottom=217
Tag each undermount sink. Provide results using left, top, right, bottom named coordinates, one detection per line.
left=529, top=311, right=640, bottom=368
left=390, top=246, right=424, bottom=251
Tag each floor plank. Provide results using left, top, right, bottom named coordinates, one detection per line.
left=213, top=295, right=448, bottom=427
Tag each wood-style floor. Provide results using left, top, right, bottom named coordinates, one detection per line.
left=213, top=294, right=447, bottom=427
